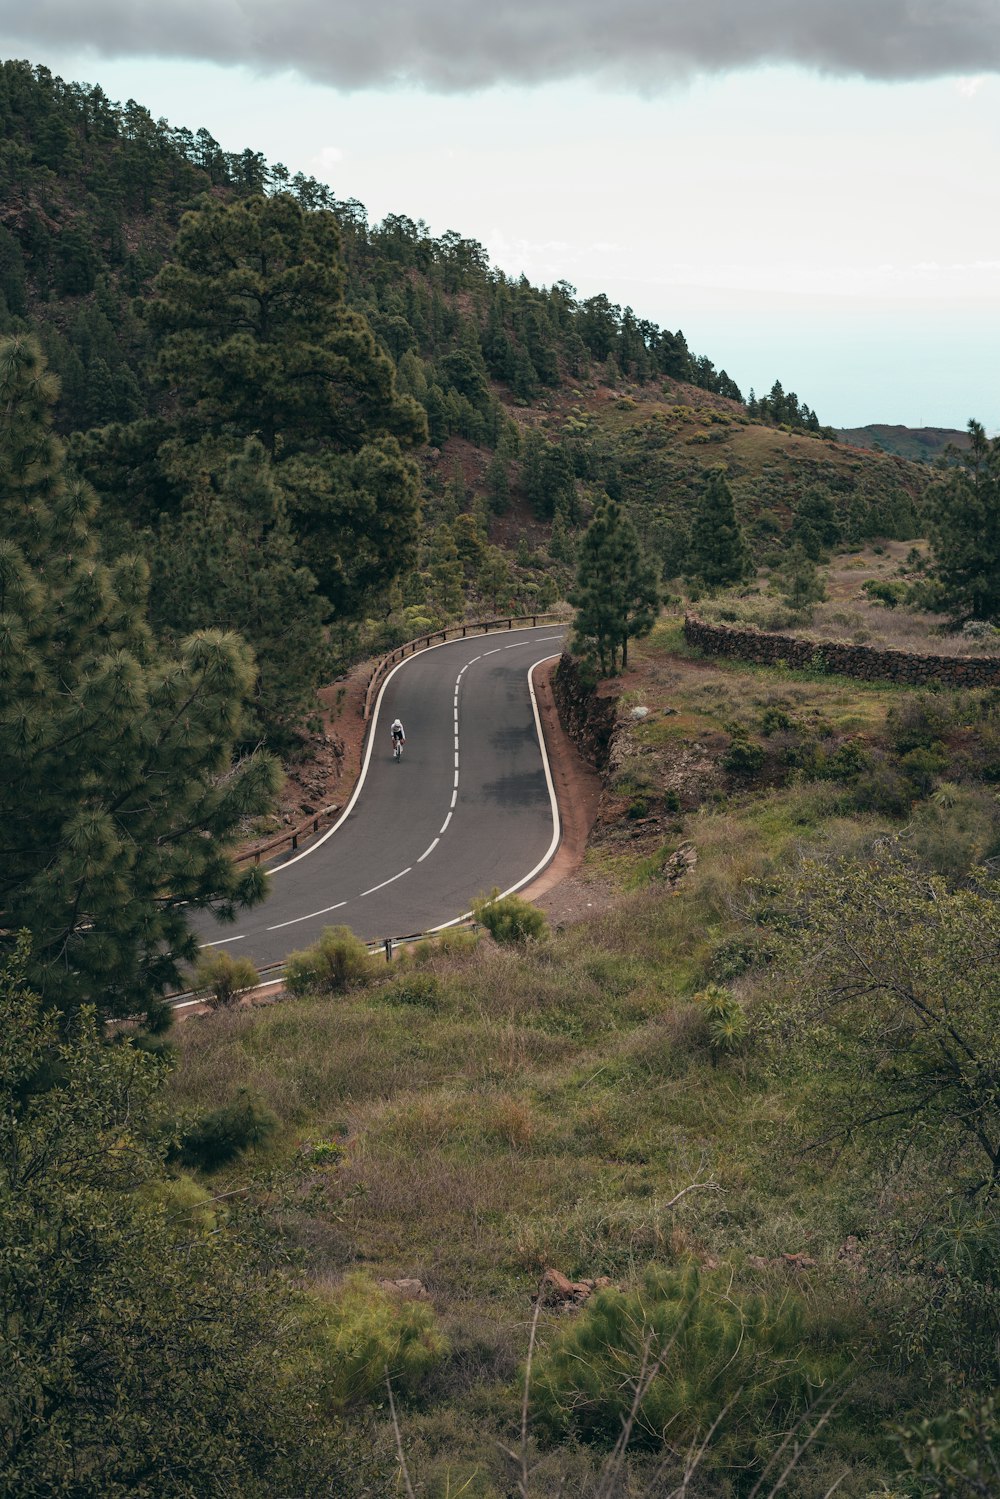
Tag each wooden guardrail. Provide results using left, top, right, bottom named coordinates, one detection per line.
left=362, top=612, right=565, bottom=720
left=235, top=801, right=341, bottom=866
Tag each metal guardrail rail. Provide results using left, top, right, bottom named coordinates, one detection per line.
left=170, top=920, right=479, bottom=1010
left=362, top=611, right=566, bottom=720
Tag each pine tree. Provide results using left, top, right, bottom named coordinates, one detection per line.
left=427, top=524, right=466, bottom=618
left=142, top=193, right=426, bottom=617
left=151, top=439, right=330, bottom=741
left=0, top=336, right=278, bottom=1022
left=688, top=467, right=752, bottom=590
left=570, top=499, right=659, bottom=673
left=927, top=421, right=1000, bottom=621
left=777, top=543, right=826, bottom=619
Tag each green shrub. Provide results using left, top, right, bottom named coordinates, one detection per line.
left=887, top=694, right=953, bottom=755
left=379, top=971, right=444, bottom=1009
left=472, top=889, right=548, bottom=944
left=898, top=744, right=948, bottom=797
left=530, top=1264, right=844, bottom=1465
left=759, top=706, right=793, bottom=735
left=709, top=933, right=775, bottom=981
left=854, top=762, right=913, bottom=817
left=284, top=924, right=375, bottom=996
left=722, top=730, right=766, bottom=778
left=694, top=983, right=749, bottom=1060
left=309, top=1274, right=448, bottom=1410
left=862, top=578, right=906, bottom=608
left=176, top=1090, right=278, bottom=1171
left=909, top=787, right=1000, bottom=880
left=194, top=949, right=260, bottom=1009
left=821, top=738, right=871, bottom=781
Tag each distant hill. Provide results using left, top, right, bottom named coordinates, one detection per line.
left=836, top=424, right=971, bottom=463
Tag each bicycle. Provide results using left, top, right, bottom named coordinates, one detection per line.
left=392, top=733, right=403, bottom=762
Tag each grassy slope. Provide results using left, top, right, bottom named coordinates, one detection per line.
left=167, top=613, right=961, bottom=1496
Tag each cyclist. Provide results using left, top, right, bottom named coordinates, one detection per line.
left=390, top=717, right=405, bottom=759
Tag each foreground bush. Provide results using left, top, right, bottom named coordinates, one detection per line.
left=284, top=923, right=375, bottom=995
left=309, top=1274, right=449, bottom=1410
left=472, top=889, right=549, bottom=944
left=194, top=948, right=260, bottom=1008
left=176, top=1089, right=278, bottom=1171
left=0, top=944, right=378, bottom=1496
left=529, top=1264, right=845, bottom=1469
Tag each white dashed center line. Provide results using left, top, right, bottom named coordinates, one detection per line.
left=359, top=867, right=411, bottom=899
left=267, top=899, right=346, bottom=932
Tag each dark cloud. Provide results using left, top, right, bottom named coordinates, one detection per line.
left=5, top=1, right=998, bottom=89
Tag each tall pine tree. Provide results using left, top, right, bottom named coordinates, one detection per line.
left=687, top=467, right=752, bottom=590
left=570, top=499, right=659, bottom=673
left=145, top=192, right=426, bottom=618
left=927, top=420, right=1000, bottom=621
left=0, top=336, right=278, bottom=1022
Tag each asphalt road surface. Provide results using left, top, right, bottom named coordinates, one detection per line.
left=193, top=625, right=565, bottom=969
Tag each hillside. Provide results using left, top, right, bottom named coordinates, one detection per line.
left=835, top=422, right=971, bottom=462
left=0, top=56, right=933, bottom=653
left=3, top=54, right=999, bottom=1499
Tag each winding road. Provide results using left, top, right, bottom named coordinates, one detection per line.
left=193, top=625, right=566, bottom=969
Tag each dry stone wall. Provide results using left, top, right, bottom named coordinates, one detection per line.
left=684, top=614, right=1000, bottom=689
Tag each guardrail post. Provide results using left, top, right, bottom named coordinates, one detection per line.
left=383, top=938, right=393, bottom=963
left=291, top=833, right=298, bottom=851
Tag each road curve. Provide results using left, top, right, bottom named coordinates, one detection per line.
left=193, top=625, right=566, bottom=968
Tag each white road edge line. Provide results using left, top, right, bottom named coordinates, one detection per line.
left=417, top=839, right=439, bottom=863
left=268, top=625, right=564, bottom=873
left=430, top=652, right=562, bottom=933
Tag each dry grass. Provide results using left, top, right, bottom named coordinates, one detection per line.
left=697, top=543, right=1000, bottom=657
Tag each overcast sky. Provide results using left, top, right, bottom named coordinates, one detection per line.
left=4, top=2, right=998, bottom=429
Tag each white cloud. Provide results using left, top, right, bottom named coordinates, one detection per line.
left=3, top=1, right=999, bottom=92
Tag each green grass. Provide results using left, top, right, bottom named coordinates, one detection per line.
left=161, top=622, right=991, bottom=1496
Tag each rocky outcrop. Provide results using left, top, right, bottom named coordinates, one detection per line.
left=684, top=614, right=1000, bottom=689
left=535, top=1268, right=615, bottom=1309
left=552, top=654, right=619, bottom=771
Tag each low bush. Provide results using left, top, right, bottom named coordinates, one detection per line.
left=472, top=889, right=549, bottom=944
left=886, top=693, right=953, bottom=755
left=530, top=1264, right=846, bottom=1467
left=284, top=924, right=375, bottom=996
left=863, top=578, right=906, bottom=608
left=708, top=932, right=775, bottom=981
left=194, top=949, right=260, bottom=1009
left=308, top=1274, right=449, bottom=1410
left=379, top=971, right=444, bottom=1009
left=175, top=1090, right=278, bottom=1171
left=722, top=730, right=766, bottom=778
